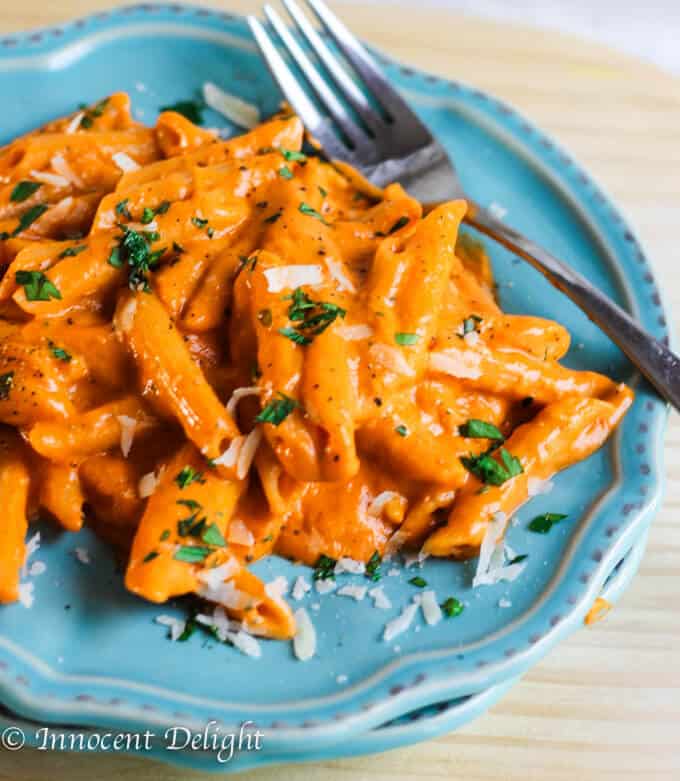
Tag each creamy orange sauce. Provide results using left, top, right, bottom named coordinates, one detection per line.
left=0, top=95, right=633, bottom=638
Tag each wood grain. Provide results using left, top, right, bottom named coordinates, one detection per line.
left=1, top=2, right=679, bottom=779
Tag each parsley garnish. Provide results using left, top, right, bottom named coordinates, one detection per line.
left=15, top=270, right=61, bottom=302
left=48, top=341, right=71, bottom=362
left=143, top=551, right=159, bottom=563
left=279, top=287, right=346, bottom=344
left=313, top=554, right=336, bottom=581
left=394, top=332, right=418, bottom=346
left=278, top=165, right=293, bottom=179
left=160, top=99, right=204, bottom=125
left=178, top=620, right=197, bottom=642
left=79, top=98, right=109, bottom=129
left=108, top=226, right=165, bottom=291
left=255, top=392, right=298, bottom=426
left=173, top=545, right=212, bottom=563
left=365, top=551, right=382, bottom=582
left=9, top=204, right=48, bottom=237
left=58, top=244, right=87, bottom=259
left=191, top=216, right=208, bottom=229
left=160, top=530, right=171, bottom=541
left=177, top=499, right=202, bottom=511
left=376, top=216, right=410, bottom=237
left=441, top=597, right=464, bottom=617
left=279, top=147, right=306, bottom=162
left=141, top=207, right=155, bottom=224
left=201, top=523, right=226, bottom=547
left=507, top=553, right=528, bottom=565
left=0, top=371, right=14, bottom=401
left=318, top=186, right=328, bottom=198
left=462, top=314, right=482, bottom=335
left=409, top=576, right=427, bottom=588
left=299, top=202, right=331, bottom=226
left=175, top=466, right=206, bottom=489
left=278, top=326, right=312, bottom=345
left=263, top=210, right=282, bottom=224
left=460, top=447, right=523, bottom=486
left=178, top=511, right=206, bottom=538
left=395, top=424, right=409, bottom=437
left=10, top=181, right=41, bottom=203
left=459, top=419, right=504, bottom=440
left=528, top=513, right=568, bottom=534
left=115, top=199, right=132, bottom=220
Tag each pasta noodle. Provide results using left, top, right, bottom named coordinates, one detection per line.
left=0, top=96, right=633, bottom=642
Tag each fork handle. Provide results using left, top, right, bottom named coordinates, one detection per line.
left=464, top=202, right=680, bottom=412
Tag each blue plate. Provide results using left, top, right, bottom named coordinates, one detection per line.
left=0, top=523, right=649, bottom=772
left=0, top=3, right=670, bottom=757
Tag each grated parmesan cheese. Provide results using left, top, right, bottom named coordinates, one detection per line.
left=325, top=257, right=356, bottom=293
left=51, top=154, right=84, bottom=188
left=368, top=343, right=415, bottom=377
left=419, top=590, right=442, bottom=626
left=65, top=112, right=85, bottom=134
left=263, top=265, right=324, bottom=293
left=28, top=561, right=46, bottom=577
left=226, top=386, right=261, bottom=418
left=116, top=415, right=137, bottom=458
left=112, top=152, right=140, bottom=173
left=367, top=491, right=400, bottom=518
left=369, top=586, right=392, bottom=610
left=527, top=477, right=554, bottom=497
left=155, top=614, right=186, bottom=641
left=29, top=169, right=69, bottom=188
left=21, top=532, right=41, bottom=577
left=334, top=557, right=365, bottom=576
left=293, top=607, right=316, bottom=661
left=227, top=629, right=262, bottom=658
left=292, top=576, right=311, bottom=601
left=336, top=323, right=373, bottom=341
left=315, top=579, right=336, bottom=595
left=196, top=560, right=239, bottom=591
left=236, top=427, right=262, bottom=480
left=202, top=82, right=260, bottom=129
left=138, top=469, right=161, bottom=498
left=429, top=350, right=482, bottom=380
left=383, top=602, right=419, bottom=642
left=213, top=437, right=243, bottom=469
left=337, top=584, right=367, bottom=601
left=18, top=582, right=35, bottom=609
left=74, top=547, right=90, bottom=565
left=227, top=518, right=255, bottom=547
left=265, top=576, right=289, bottom=602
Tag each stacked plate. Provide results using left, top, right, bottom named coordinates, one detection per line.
left=0, top=6, right=668, bottom=773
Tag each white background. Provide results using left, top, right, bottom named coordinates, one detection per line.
left=340, top=0, right=680, bottom=74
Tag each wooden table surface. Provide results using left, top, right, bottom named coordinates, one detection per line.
left=1, top=2, right=679, bottom=779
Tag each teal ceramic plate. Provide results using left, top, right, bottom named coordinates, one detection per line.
left=0, top=3, right=670, bottom=755
left=0, top=524, right=649, bottom=772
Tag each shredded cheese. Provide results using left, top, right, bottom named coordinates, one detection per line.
left=292, top=576, right=311, bottom=601
left=337, top=584, right=367, bottom=601
left=29, top=170, right=69, bottom=188
left=116, top=415, right=137, bottom=458
left=226, top=386, right=261, bottom=418
left=263, top=265, right=324, bottom=293
left=293, top=607, right=316, bottom=661
left=369, top=344, right=415, bottom=377
left=202, top=82, right=260, bottom=129
left=112, top=152, right=140, bottom=172
left=383, top=602, right=419, bottom=642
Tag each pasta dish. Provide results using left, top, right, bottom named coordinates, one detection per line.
left=0, top=94, right=632, bottom=649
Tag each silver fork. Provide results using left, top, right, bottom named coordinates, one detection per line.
left=248, top=0, right=680, bottom=412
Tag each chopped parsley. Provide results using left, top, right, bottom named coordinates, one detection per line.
left=263, top=210, right=282, bottom=224
left=115, top=199, right=132, bottom=220
left=313, top=554, right=336, bottom=581
left=365, top=551, right=382, bottom=582
left=108, top=226, right=165, bottom=291
left=159, top=530, right=171, bottom=541
left=299, top=201, right=331, bottom=226
left=173, top=545, right=212, bottom=563
left=528, top=513, right=568, bottom=534
left=458, top=419, right=504, bottom=440
left=0, top=371, right=14, bottom=401
left=462, top=314, right=482, bottom=335
left=394, top=332, right=419, bottom=346
left=15, top=270, right=61, bottom=302
left=58, top=244, right=87, bottom=259
left=507, top=553, right=528, bottom=565
left=278, top=165, right=294, bottom=179
left=279, top=147, right=307, bottom=162
left=255, top=392, right=298, bottom=426
left=279, top=287, right=346, bottom=344
left=460, top=447, right=523, bottom=486
left=409, top=576, right=428, bottom=588
left=318, top=186, right=328, bottom=198
left=376, top=216, right=410, bottom=237
left=48, top=341, right=71, bottom=362
left=178, top=511, right=206, bottom=538
left=191, top=216, right=208, bottom=229
left=143, top=551, right=159, bottom=564
left=160, top=99, right=204, bottom=125
left=201, top=523, right=226, bottom=547
left=177, top=620, right=197, bottom=642
left=177, top=499, right=201, bottom=511
left=395, top=424, right=409, bottom=437
left=10, top=181, right=41, bottom=203
left=8, top=204, right=49, bottom=237
left=441, top=596, right=464, bottom=617
left=174, top=466, right=206, bottom=489
left=141, top=207, right=156, bottom=224
left=79, top=98, right=109, bottom=129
